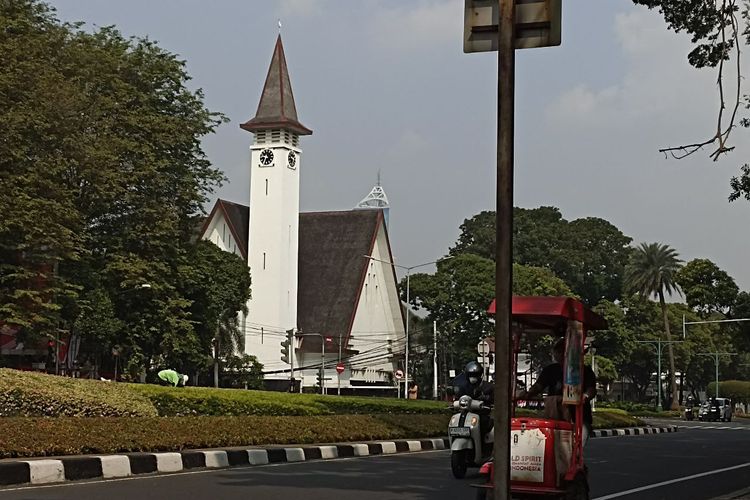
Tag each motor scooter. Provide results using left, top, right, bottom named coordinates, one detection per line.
left=448, top=394, right=493, bottom=479
left=684, top=406, right=694, bottom=421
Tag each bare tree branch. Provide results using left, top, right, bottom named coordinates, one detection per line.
left=659, top=0, right=743, bottom=161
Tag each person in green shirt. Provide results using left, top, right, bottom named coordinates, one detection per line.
left=157, top=369, right=188, bottom=387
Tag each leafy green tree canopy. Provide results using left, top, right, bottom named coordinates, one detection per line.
left=0, top=0, right=227, bottom=378
left=676, top=258, right=739, bottom=315
left=449, top=207, right=631, bottom=304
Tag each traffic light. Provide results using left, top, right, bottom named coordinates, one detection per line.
left=280, top=338, right=291, bottom=364
left=316, top=367, right=323, bottom=388
left=281, top=329, right=294, bottom=364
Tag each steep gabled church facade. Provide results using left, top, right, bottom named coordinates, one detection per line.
left=200, top=36, right=404, bottom=393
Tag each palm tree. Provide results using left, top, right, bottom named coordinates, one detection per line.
left=625, top=242, right=683, bottom=410
left=213, top=307, right=245, bottom=388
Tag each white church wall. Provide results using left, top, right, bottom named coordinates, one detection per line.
left=202, top=212, right=242, bottom=258
left=346, top=221, right=405, bottom=387
left=244, top=141, right=302, bottom=379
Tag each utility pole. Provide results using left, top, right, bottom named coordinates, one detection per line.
left=433, top=321, right=438, bottom=400
left=462, top=3, right=561, bottom=497
left=322, top=336, right=326, bottom=395
left=637, top=339, right=683, bottom=412
left=697, top=352, right=737, bottom=399
left=487, top=0, right=516, bottom=497
left=286, top=329, right=295, bottom=392
left=338, top=332, right=342, bottom=396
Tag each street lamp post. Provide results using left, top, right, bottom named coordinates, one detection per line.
left=364, top=255, right=453, bottom=399
left=697, top=352, right=737, bottom=399
left=637, top=339, right=683, bottom=412
left=682, top=316, right=749, bottom=400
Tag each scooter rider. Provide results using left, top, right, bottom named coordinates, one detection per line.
left=454, top=361, right=494, bottom=444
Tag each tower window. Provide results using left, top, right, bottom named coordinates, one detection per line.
left=265, top=179, right=268, bottom=195
left=263, top=252, right=266, bottom=270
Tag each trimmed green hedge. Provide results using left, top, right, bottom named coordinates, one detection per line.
left=0, top=369, right=450, bottom=417
left=0, top=414, right=448, bottom=458
left=0, top=369, right=157, bottom=417
left=708, top=380, right=750, bottom=403
left=129, top=385, right=450, bottom=417
left=592, top=409, right=640, bottom=429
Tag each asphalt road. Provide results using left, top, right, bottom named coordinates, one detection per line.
left=2, top=426, right=749, bottom=500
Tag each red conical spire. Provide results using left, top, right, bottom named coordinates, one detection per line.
left=241, top=35, right=312, bottom=136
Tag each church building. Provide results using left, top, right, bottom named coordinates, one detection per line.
left=199, top=36, right=405, bottom=394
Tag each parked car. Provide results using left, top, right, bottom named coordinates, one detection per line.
left=698, top=398, right=732, bottom=422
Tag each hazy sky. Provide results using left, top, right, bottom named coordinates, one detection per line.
left=51, top=1, right=750, bottom=292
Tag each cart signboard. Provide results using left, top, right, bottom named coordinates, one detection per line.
left=562, top=320, right=584, bottom=405
left=510, top=428, right=546, bottom=482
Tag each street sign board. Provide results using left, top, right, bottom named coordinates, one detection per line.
left=477, top=339, right=490, bottom=355
left=463, top=0, right=562, bottom=53
left=336, top=362, right=345, bottom=374
left=395, top=369, right=404, bottom=380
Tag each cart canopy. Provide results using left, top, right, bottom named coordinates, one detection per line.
left=487, top=296, right=607, bottom=332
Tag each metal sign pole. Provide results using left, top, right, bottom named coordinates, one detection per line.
left=493, top=0, right=515, bottom=498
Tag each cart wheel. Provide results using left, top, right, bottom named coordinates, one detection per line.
left=564, top=472, right=590, bottom=500
left=451, top=450, right=468, bottom=479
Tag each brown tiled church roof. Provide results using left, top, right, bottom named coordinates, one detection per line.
left=203, top=201, right=385, bottom=350
left=240, top=35, right=312, bottom=136
left=297, top=210, right=382, bottom=350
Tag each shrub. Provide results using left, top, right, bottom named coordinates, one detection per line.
left=591, top=409, right=640, bottom=429
left=129, top=385, right=449, bottom=417
left=0, top=369, right=157, bottom=417
left=0, top=414, right=448, bottom=458
left=0, top=369, right=449, bottom=418
left=708, top=380, right=750, bottom=403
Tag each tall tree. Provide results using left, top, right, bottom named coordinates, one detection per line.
left=676, top=258, right=739, bottom=316
left=0, top=0, right=226, bottom=378
left=179, top=241, right=252, bottom=386
left=450, top=207, right=632, bottom=304
left=625, top=242, right=683, bottom=410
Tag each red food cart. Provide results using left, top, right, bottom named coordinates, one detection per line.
left=476, top=296, right=608, bottom=499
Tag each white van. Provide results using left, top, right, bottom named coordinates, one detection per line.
left=698, top=397, right=733, bottom=422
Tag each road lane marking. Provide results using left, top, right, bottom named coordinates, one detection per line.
left=593, top=462, right=750, bottom=500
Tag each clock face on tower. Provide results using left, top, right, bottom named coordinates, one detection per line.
left=287, top=151, right=297, bottom=169
left=259, top=149, right=274, bottom=166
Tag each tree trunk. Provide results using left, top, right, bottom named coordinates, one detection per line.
left=213, top=334, right=220, bottom=389
left=658, top=290, right=679, bottom=410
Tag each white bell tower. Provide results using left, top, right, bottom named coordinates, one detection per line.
left=241, top=35, right=312, bottom=365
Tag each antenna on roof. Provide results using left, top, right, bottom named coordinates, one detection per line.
left=355, top=174, right=390, bottom=228
left=278, top=19, right=282, bottom=34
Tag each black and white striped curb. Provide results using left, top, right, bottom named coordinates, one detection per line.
left=591, top=425, right=678, bottom=437
left=0, top=438, right=449, bottom=488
